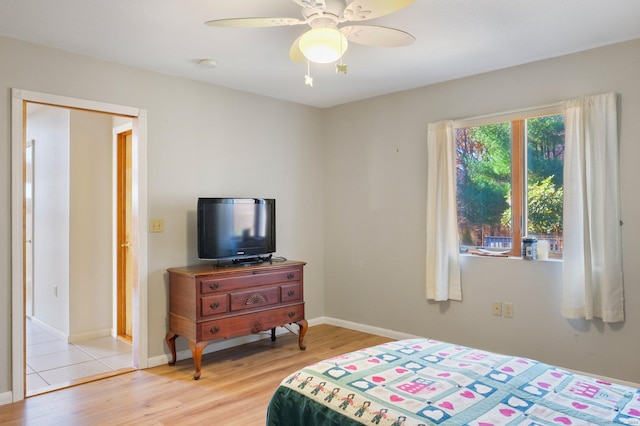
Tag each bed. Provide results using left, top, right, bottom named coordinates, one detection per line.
left=267, top=338, right=640, bottom=425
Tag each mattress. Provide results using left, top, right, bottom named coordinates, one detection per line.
left=267, top=338, right=640, bottom=425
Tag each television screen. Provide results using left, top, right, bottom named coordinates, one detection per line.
left=197, top=198, right=276, bottom=262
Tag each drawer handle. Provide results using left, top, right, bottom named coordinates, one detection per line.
left=287, top=311, right=296, bottom=318
left=209, top=302, right=220, bottom=309
left=287, top=273, right=295, bottom=280
left=209, top=326, right=220, bottom=334
left=287, top=290, right=295, bottom=297
left=209, top=282, right=219, bottom=290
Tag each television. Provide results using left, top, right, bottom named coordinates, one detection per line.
left=197, top=197, right=276, bottom=264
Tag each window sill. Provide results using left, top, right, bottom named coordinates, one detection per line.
left=460, top=252, right=562, bottom=262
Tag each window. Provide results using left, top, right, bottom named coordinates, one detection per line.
left=455, top=110, right=565, bottom=257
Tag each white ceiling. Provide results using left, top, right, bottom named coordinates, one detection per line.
left=2, top=0, right=639, bottom=108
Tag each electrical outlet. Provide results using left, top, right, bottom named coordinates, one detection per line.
left=492, top=301, right=502, bottom=316
left=504, top=302, right=513, bottom=318
left=149, top=218, right=164, bottom=233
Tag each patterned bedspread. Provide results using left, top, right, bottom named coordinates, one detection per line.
left=267, top=339, right=640, bottom=425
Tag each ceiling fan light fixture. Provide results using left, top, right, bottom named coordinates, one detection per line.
left=298, top=27, right=348, bottom=64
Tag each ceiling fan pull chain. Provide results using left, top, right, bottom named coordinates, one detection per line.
left=305, top=60, right=313, bottom=87
left=336, top=35, right=348, bottom=75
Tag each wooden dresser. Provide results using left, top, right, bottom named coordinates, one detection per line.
left=165, top=260, right=307, bottom=379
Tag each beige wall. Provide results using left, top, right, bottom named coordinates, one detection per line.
left=69, top=110, right=114, bottom=338
left=26, top=105, right=71, bottom=334
left=323, top=39, right=640, bottom=383
left=0, top=36, right=326, bottom=396
left=1, top=34, right=639, bottom=399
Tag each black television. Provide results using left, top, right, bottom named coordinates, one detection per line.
left=197, top=197, right=276, bottom=264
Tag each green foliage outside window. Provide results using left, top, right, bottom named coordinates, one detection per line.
left=456, top=115, right=564, bottom=249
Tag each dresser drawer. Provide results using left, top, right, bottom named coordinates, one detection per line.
left=199, top=267, right=302, bottom=294
left=281, top=282, right=302, bottom=302
left=200, top=294, right=229, bottom=316
left=230, top=286, right=279, bottom=311
left=199, top=304, right=305, bottom=341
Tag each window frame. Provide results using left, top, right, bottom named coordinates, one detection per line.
left=453, top=103, right=563, bottom=257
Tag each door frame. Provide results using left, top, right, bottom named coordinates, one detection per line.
left=10, top=88, right=148, bottom=402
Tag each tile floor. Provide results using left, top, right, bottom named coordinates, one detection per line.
left=26, top=317, right=133, bottom=395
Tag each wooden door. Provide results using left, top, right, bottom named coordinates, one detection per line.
left=117, top=130, right=133, bottom=341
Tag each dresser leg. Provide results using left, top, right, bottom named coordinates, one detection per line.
left=271, top=328, right=277, bottom=341
left=296, top=319, right=308, bottom=350
left=165, top=332, right=178, bottom=366
left=188, top=340, right=209, bottom=380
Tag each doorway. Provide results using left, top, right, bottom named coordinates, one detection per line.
left=10, top=89, right=148, bottom=402
left=24, top=106, right=134, bottom=395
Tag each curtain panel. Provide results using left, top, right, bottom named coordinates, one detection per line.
left=561, top=92, right=624, bottom=323
left=426, top=120, right=462, bottom=301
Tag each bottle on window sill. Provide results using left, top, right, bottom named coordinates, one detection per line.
left=522, top=237, right=537, bottom=260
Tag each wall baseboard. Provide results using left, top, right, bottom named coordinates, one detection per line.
left=316, top=316, right=419, bottom=340
left=147, top=325, right=294, bottom=368
left=29, top=316, right=112, bottom=344
left=29, top=316, right=68, bottom=341
left=68, top=328, right=112, bottom=344
left=147, top=317, right=414, bottom=368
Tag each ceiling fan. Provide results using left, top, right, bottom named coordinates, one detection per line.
left=205, top=0, right=416, bottom=67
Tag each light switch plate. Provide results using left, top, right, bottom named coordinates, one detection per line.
left=492, top=301, right=502, bottom=316
left=504, top=302, right=513, bottom=318
left=149, top=218, right=164, bottom=233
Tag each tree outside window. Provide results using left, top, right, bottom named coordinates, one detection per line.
left=455, top=114, right=564, bottom=257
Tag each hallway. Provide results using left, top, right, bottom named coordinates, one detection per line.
left=26, top=317, right=132, bottom=395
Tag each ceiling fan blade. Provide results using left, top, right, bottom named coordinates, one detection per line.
left=289, top=35, right=306, bottom=62
left=344, top=0, right=415, bottom=21
left=205, top=17, right=305, bottom=28
left=289, top=0, right=326, bottom=11
left=341, top=25, right=415, bottom=47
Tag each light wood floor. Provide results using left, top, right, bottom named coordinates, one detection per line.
left=0, top=325, right=392, bottom=425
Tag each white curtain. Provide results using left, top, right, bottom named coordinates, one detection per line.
left=561, top=92, right=624, bottom=322
left=426, top=120, right=462, bottom=301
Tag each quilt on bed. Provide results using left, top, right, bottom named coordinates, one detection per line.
left=267, top=338, right=640, bottom=426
